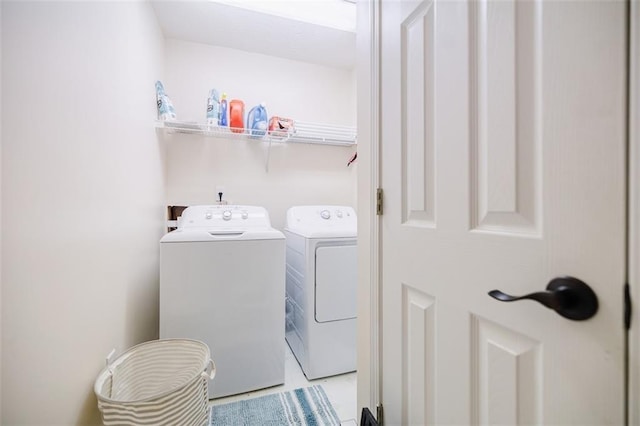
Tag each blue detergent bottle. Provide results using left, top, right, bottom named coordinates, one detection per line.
left=206, top=89, right=220, bottom=126
left=219, top=93, right=228, bottom=127
left=247, top=102, right=268, bottom=138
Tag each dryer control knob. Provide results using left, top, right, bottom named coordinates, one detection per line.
left=222, top=210, right=232, bottom=221
left=320, top=210, right=331, bottom=220
left=336, top=210, right=343, bottom=218
left=241, top=211, right=249, bottom=220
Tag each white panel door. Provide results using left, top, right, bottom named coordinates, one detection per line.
left=380, top=0, right=627, bottom=425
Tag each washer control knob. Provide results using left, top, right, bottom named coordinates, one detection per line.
left=222, top=210, right=232, bottom=221
left=205, top=211, right=213, bottom=219
left=336, top=210, right=343, bottom=218
left=320, top=210, right=331, bottom=220
left=241, top=210, right=249, bottom=220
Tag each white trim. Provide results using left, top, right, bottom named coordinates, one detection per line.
left=629, top=0, right=639, bottom=424
left=356, top=0, right=381, bottom=420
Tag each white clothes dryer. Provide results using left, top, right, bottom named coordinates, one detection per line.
left=284, top=205, right=357, bottom=380
left=160, top=205, right=285, bottom=399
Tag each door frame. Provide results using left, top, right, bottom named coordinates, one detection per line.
left=356, top=0, right=381, bottom=417
left=357, top=0, right=640, bottom=423
left=629, top=1, right=639, bottom=424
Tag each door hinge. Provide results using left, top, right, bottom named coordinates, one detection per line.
left=376, top=188, right=383, bottom=215
left=625, top=283, right=632, bottom=330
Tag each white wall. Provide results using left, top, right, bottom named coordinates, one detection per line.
left=2, top=2, right=165, bottom=424
left=163, top=39, right=357, bottom=230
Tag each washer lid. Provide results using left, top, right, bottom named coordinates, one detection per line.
left=285, top=205, right=357, bottom=238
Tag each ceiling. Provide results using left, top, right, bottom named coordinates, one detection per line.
left=150, top=0, right=357, bottom=70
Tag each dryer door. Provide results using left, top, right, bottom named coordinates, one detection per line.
left=315, top=244, right=357, bottom=322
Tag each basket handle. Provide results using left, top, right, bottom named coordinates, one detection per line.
left=202, top=359, right=216, bottom=380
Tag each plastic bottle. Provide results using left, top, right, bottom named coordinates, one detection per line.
left=155, top=81, right=176, bottom=121
left=268, top=116, right=294, bottom=139
left=206, top=89, right=220, bottom=126
left=229, top=99, right=245, bottom=133
left=247, top=102, right=268, bottom=138
left=219, top=93, right=228, bottom=127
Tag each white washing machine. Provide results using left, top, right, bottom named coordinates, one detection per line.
left=160, top=205, right=285, bottom=399
left=284, top=205, right=357, bottom=380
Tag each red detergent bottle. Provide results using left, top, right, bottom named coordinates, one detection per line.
left=229, top=99, right=245, bottom=133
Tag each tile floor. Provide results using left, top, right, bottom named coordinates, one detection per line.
left=209, top=343, right=358, bottom=425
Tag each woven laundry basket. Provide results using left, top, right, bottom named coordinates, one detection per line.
left=94, top=339, right=216, bottom=426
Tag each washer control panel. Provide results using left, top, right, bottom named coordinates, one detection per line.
left=179, top=205, right=272, bottom=229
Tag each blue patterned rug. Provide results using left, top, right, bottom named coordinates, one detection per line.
left=210, top=385, right=341, bottom=426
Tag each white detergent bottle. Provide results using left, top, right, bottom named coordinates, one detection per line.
left=155, top=81, right=176, bottom=121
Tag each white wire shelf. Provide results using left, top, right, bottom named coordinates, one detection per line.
left=155, top=120, right=357, bottom=146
